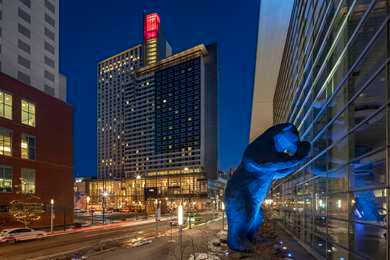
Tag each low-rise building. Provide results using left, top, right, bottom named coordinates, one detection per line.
left=0, top=73, right=73, bottom=229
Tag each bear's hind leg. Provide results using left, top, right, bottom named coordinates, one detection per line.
left=246, top=208, right=264, bottom=243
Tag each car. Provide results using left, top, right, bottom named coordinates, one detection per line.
left=0, top=228, right=47, bottom=243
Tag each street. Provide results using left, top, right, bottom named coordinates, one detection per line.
left=0, top=219, right=172, bottom=260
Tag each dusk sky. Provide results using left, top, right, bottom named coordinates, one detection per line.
left=60, top=0, right=259, bottom=177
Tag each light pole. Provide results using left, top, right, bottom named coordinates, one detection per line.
left=155, top=199, right=160, bottom=237
left=178, top=204, right=184, bottom=260
left=102, top=191, right=108, bottom=224
left=86, top=196, right=91, bottom=224
left=50, top=199, right=54, bottom=233
left=135, top=175, right=141, bottom=220
left=86, top=196, right=90, bottom=211
left=221, top=202, right=225, bottom=231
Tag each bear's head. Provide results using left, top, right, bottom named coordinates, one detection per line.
left=243, top=123, right=310, bottom=177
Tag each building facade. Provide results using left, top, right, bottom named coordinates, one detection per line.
left=250, top=0, right=293, bottom=142
left=97, top=45, right=143, bottom=179
left=0, top=73, right=73, bottom=228
left=0, top=0, right=67, bottom=101
left=272, top=1, right=390, bottom=259
left=97, top=13, right=217, bottom=213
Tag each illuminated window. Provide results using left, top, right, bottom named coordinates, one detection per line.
left=0, top=166, right=12, bottom=192
left=21, top=134, right=35, bottom=160
left=21, top=100, right=35, bottom=127
left=0, top=129, right=11, bottom=156
left=0, top=91, right=12, bottom=120
left=21, top=168, right=35, bottom=194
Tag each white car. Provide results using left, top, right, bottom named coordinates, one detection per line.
left=0, top=228, right=47, bottom=243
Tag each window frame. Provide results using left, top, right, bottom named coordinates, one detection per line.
left=20, top=168, right=35, bottom=194
left=0, top=90, right=12, bottom=120
left=20, top=134, right=36, bottom=160
left=0, top=165, right=12, bottom=193
left=21, top=99, right=36, bottom=127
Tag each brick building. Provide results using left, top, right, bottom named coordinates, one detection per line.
left=0, top=73, right=73, bottom=229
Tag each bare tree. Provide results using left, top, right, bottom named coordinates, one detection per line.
left=8, top=196, right=45, bottom=227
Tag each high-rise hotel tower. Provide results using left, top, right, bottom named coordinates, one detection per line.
left=97, top=13, right=217, bottom=206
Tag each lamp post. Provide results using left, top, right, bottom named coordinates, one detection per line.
left=86, top=196, right=91, bottom=224
left=221, top=202, right=225, bottom=231
left=50, top=199, right=54, bottom=233
left=102, top=191, right=108, bottom=224
left=86, top=196, right=90, bottom=211
left=155, top=199, right=160, bottom=237
left=178, top=204, right=184, bottom=260
left=135, top=175, right=141, bottom=220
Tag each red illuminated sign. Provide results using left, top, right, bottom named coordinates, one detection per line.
left=144, top=13, right=160, bottom=40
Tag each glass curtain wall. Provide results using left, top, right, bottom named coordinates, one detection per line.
left=272, top=0, right=390, bottom=259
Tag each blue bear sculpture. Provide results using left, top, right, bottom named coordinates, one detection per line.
left=224, top=123, right=310, bottom=252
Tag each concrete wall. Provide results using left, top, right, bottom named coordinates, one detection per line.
left=250, top=0, right=294, bottom=141
left=0, top=0, right=66, bottom=101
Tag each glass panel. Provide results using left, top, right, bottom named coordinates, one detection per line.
left=21, top=135, right=35, bottom=160
left=0, top=129, right=11, bottom=156
left=21, top=168, right=35, bottom=194
left=327, top=219, right=349, bottom=248
left=0, top=91, right=12, bottom=120
left=21, top=100, right=35, bottom=127
left=328, top=193, right=348, bottom=219
left=0, top=166, right=12, bottom=192
left=351, top=189, right=387, bottom=226
left=349, top=222, right=386, bottom=259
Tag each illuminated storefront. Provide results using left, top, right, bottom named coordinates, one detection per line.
left=86, top=173, right=208, bottom=214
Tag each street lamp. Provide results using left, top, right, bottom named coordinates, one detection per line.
left=221, top=202, right=225, bottom=231
left=135, top=175, right=141, bottom=220
left=50, top=199, right=54, bottom=233
left=86, top=196, right=90, bottom=210
left=154, top=199, right=160, bottom=237
left=102, top=191, right=108, bottom=224
left=178, top=204, right=184, bottom=258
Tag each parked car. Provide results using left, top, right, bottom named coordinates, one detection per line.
left=0, top=228, right=47, bottom=243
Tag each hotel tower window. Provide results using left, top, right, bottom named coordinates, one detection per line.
left=21, top=134, right=36, bottom=160
left=0, top=128, right=11, bottom=156
left=0, top=166, right=12, bottom=192
left=21, top=168, right=35, bottom=194
left=0, top=91, right=12, bottom=120
left=21, top=99, right=35, bottom=127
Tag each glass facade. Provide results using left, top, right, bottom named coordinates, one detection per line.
left=272, top=0, right=390, bottom=259
left=87, top=176, right=208, bottom=213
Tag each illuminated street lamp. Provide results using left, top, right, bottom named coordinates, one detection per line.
left=86, top=196, right=90, bottom=210
left=178, top=204, right=184, bottom=256
left=50, top=199, right=54, bottom=233
left=102, top=191, right=108, bottom=224
left=221, top=202, right=225, bottom=231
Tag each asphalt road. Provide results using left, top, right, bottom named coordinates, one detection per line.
left=0, top=220, right=173, bottom=260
